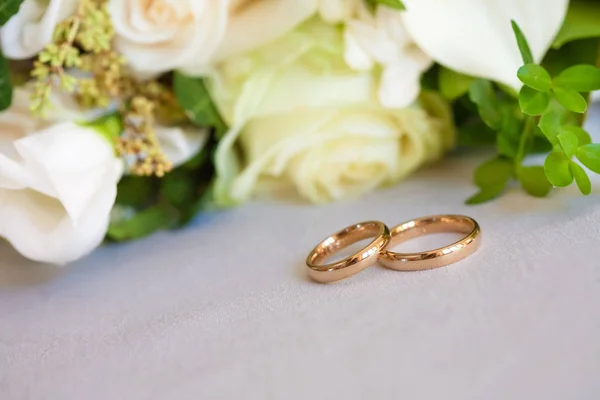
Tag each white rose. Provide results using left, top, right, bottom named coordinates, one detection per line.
left=401, top=0, right=569, bottom=89
left=317, top=0, right=360, bottom=23
left=108, top=0, right=230, bottom=78
left=344, top=3, right=431, bottom=108
left=212, top=0, right=318, bottom=63
left=1, top=0, right=78, bottom=59
left=207, top=20, right=454, bottom=205
left=0, top=91, right=123, bottom=264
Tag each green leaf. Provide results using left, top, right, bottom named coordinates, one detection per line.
left=173, top=71, right=227, bottom=136
left=0, top=0, right=23, bottom=26
left=553, top=87, right=588, bottom=113
left=466, top=188, right=506, bottom=205
left=518, top=166, right=552, bottom=197
left=474, top=157, right=513, bottom=188
left=576, top=143, right=600, bottom=173
left=469, top=80, right=501, bottom=130
left=0, top=51, right=12, bottom=111
left=569, top=161, right=591, bottom=195
left=366, top=0, right=406, bottom=10
left=544, top=39, right=599, bottom=77
left=439, top=67, right=474, bottom=100
left=553, top=64, right=600, bottom=92
left=457, top=121, right=496, bottom=147
left=517, top=64, right=552, bottom=92
left=85, top=113, right=123, bottom=145
left=553, top=1, right=600, bottom=48
left=538, top=103, right=575, bottom=145
left=518, top=85, right=550, bottom=115
left=559, top=125, right=592, bottom=146
left=557, top=129, right=579, bottom=158
left=467, top=157, right=513, bottom=204
left=161, top=170, right=197, bottom=209
left=511, top=20, right=535, bottom=64
left=497, top=134, right=519, bottom=158
left=107, top=205, right=174, bottom=241
left=544, top=151, right=574, bottom=187
left=115, top=176, right=157, bottom=208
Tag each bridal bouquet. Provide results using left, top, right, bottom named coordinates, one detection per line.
left=1, top=0, right=600, bottom=265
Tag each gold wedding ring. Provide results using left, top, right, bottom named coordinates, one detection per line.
left=378, top=215, right=481, bottom=271
left=306, top=221, right=391, bottom=283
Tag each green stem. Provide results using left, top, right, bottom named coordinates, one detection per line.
left=515, top=117, right=533, bottom=172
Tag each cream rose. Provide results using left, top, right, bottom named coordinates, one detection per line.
left=0, top=89, right=123, bottom=264
left=109, top=0, right=317, bottom=78
left=207, top=20, right=454, bottom=205
left=1, top=0, right=78, bottom=59
left=108, top=0, right=230, bottom=78
left=212, top=0, right=318, bottom=63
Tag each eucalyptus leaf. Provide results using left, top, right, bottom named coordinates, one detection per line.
left=553, top=87, right=587, bottom=113
left=518, top=166, right=552, bottom=197
left=576, top=143, right=600, bottom=173
left=544, top=151, right=574, bottom=187
left=517, top=64, right=552, bottom=92
left=0, top=0, right=23, bottom=26
left=518, top=86, right=550, bottom=116
left=569, top=161, right=591, bottom=195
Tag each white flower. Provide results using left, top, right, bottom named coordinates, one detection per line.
left=0, top=113, right=122, bottom=265
left=317, top=0, right=359, bottom=23
left=344, top=4, right=431, bottom=108
left=207, top=20, right=454, bottom=205
left=212, top=0, right=318, bottom=63
left=155, top=125, right=208, bottom=167
left=108, top=0, right=230, bottom=78
left=401, top=0, right=570, bottom=89
left=0, top=0, right=78, bottom=59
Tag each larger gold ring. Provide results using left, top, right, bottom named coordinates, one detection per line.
left=378, top=215, right=481, bottom=271
left=306, top=221, right=391, bottom=283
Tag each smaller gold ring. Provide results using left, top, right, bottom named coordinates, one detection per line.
left=378, top=215, right=481, bottom=271
left=306, top=221, right=391, bottom=283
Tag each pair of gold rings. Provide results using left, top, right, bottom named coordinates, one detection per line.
left=305, top=215, right=481, bottom=283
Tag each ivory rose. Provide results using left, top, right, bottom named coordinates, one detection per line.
left=1, top=0, right=78, bottom=59
left=107, top=0, right=229, bottom=77
left=401, top=0, right=570, bottom=89
left=211, top=0, right=317, bottom=63
left=108, top=0, right=317, bottom=78
left=207, top=20, right=454, bottom=205
left=0, top=89, right=122, bottom=264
